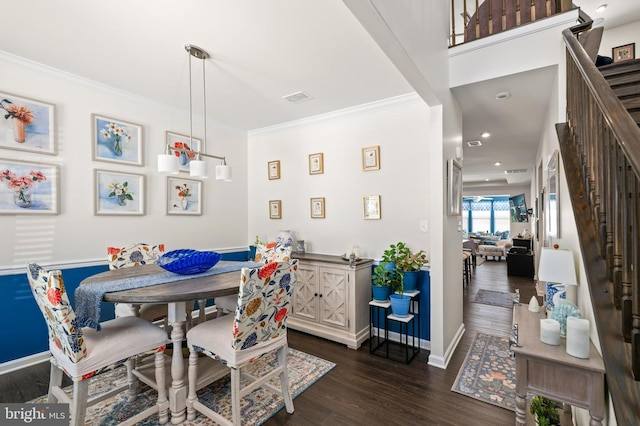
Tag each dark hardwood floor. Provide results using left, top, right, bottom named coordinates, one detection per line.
left=1, top=259, right=539, bottom=425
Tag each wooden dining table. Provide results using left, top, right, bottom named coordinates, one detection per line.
left=79, top=262, right=246, bottom=424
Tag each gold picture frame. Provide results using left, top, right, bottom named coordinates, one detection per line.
left=269, top=200, right=282, bottom=219
left=309, top=153, right=324, bottom=175
left=363, top=195, right=381, bottom=220
left=362, top=145, right=380, bottom=171
left=310, top=197, right=325, bottom=218
left=268, top=160, right=280, bottom=180
left=612, top=43, right=635, bottom=63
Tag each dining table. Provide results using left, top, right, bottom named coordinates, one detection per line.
left=77, top=261, right=255, bottom=424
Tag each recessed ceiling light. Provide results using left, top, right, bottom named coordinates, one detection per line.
left=481, top=132, right=490, bottom=138
left=485, top=178, right=490, bottom=181
left=596, top=4, right=607, bottom=13
left=495, top=91, right=511, bottom=100
left=494, top=161, right=502, bottom=166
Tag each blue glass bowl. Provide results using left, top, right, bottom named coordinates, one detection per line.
left=157, top=249, right=221, bottom=275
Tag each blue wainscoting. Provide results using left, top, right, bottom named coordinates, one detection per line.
left=1, top=251, right=250, bottom=365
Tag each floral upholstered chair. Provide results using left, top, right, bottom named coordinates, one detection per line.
left=186, top=260, right=298, bottom=426
left=215, top=242, right=293, bottom=314
left=108, top=243, right=196, bottom=329
left=26, top=263, right=169, bottom=426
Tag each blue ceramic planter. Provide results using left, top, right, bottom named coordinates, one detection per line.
left=402, top=271, right=419, bottom=292
left=372, top=285, right=391, bottom=302
left=390, top=293, right=411, bottom=317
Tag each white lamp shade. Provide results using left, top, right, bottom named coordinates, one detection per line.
left=189, top=160, right=207, bottom=178
left=158, top=154, right=179, bottom=174
left=216, top=164, right=232, bottom=181
left=538, top=248, right=577, bottom=285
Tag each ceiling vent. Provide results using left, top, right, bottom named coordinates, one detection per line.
left=466, top=140, right=482, bottom=147
left=283, top=91, right=313, bottom=103
left=504, top=168, right=527, bottom=174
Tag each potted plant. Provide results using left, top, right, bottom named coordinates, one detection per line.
left=371, top=262, right=395, bottom=302
left=529, top=395, right=560, bottom=426
left=384, top=242, right=428, bottom=292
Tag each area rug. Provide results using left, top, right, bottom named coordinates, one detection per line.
left=472, top=289, right=515, bottom=309
left=30, top=348, right=335, bottom=425
left=451, top=333, right=516, bottom=411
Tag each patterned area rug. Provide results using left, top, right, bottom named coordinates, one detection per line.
left=451, top=333, right=516, bottom=411
left=472, top=289, right=515, bottom=309
left=30, top=348, right=335, bottom=425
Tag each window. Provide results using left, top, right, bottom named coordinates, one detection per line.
left=462, top=196, right=510, bottom=235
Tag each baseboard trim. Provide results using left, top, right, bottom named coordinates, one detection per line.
left=428, top=323, right=465, bottom=369
left=0, top=351, right=49, bottom=375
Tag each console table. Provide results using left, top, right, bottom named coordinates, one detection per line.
left=511, top=304, right=605, bottom=425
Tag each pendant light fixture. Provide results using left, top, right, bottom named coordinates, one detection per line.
left=157, top=44, right=231, bottom=180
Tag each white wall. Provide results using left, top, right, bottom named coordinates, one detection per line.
left=247, top=94, right=431, bottom=260
left=0, top=52, right=248, bottom=270
left=598, top=21, right=640, bottom=60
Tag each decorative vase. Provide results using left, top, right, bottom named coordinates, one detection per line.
left=13, top=119, right=26, bottom=143
left=390, top=294, right=411, bottom=317
left=117, top=194, right=127, bottom=206
left=372, top=285, right=391, bottom=302
left=402, top=271, right=419, bottom=292
left=276, top=230, right=293, bottom=247
left=14, top=187, right=32, bottom=208
left=113, top=137, right=123, bottom=156
left=180, top=197, right=188, bottom=210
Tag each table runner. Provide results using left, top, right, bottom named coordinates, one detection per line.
left=76, top=261, right=260, bottom=330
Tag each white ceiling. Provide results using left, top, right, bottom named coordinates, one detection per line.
left=1, top=1, right=637, bottom=190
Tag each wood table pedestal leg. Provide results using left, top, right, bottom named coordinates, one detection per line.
left=168, top=302, right=187, bottom=425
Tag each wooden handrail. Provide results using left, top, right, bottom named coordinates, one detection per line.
left=561, top=25, right=640, bottom=425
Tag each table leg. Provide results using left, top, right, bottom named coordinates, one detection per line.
left=167, top=301, right=187, bottom=425
left=515, top=357, right=526, bottom=425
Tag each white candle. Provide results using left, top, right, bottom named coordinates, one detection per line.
left=566, top=316, right=590, bottom=359
left=540, top=319, right=561, bottom=345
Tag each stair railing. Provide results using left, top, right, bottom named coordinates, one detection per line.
left=560, top=24, right=640, bottom=425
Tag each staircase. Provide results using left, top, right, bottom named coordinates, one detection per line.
left=599, top=59, right=640, bottom=127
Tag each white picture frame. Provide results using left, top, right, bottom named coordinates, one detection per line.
left=94, top=169, right=145, bottom=216
left=167, top=176, right=202, bottom=215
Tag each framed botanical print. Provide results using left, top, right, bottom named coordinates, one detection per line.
left=94, top=169, right=145, bottom=216
left=268, top=160, right=281, bottom=180
left=363, top=195, right=381, bottom=220
left=167, top=176, right=202, bottom=215
left=362, top=145, right=380, bottom=171
left=310, top=197, right=325, bottom=218
left=0, top=158, right=59, bottom=214
left=612, top=43, right=635, bottom=63
left=309, top=153, right=324, bottom=175
left=0, top=92, right=55, bottom=155
left=447, top=159, right=462, bottom=215
left=92, top=114, right=143, bottom=166
left=269, top=200, right=282, bottom=219
left=166, top=131, right=202, bottom=173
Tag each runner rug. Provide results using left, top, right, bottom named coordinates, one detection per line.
left=451, top=333, right=516, bottom=411
left=472, top=289, right=516, bottom=309
left=30, top=348, right=335, bottom=425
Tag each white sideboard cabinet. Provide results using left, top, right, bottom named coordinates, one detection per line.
left=289, top=253, right=373, bottom=349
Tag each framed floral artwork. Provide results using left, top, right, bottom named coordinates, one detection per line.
left=309, top=153, right=324, bottom=175
left=94, top=169, right=145, bottom=216
left=167, top=176, right=202, bottom=215
left=0, top=92, right=56, bottom=155
left=363, top=195, right=381, bottom=220
left=166, top=131, right=202, bottom=173
left=269, top=200, right=282, bottom=219
left=362, top=145, right=380, bottom=171
left=92, top=114, right=143, bottom=166
left=310, top=197, right=325, bottom=218
left=268, top=160, right=280, bottom=180
left=0, top=158, right=59, bottom=214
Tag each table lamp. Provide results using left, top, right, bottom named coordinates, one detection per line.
left=538, top=247, right=577, bottom=313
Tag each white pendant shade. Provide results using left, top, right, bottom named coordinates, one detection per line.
left=216, top=164, right=232, bottom=181
left=189, top=160, right=207, bottom=178
left=158, top=154, right=179, bottom=174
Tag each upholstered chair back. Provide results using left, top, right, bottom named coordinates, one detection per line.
left=253, top=243, right=292, bottom=264
left=232, top=260, right=297, bottom=351
left=108, top=243, right=165, bottom=270
left=26, top=263, right=87, bottom=363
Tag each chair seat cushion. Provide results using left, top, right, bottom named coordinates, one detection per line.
left=187, top=314, right=286, bottom=368
left=52, top=316, right=168, bottom=378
